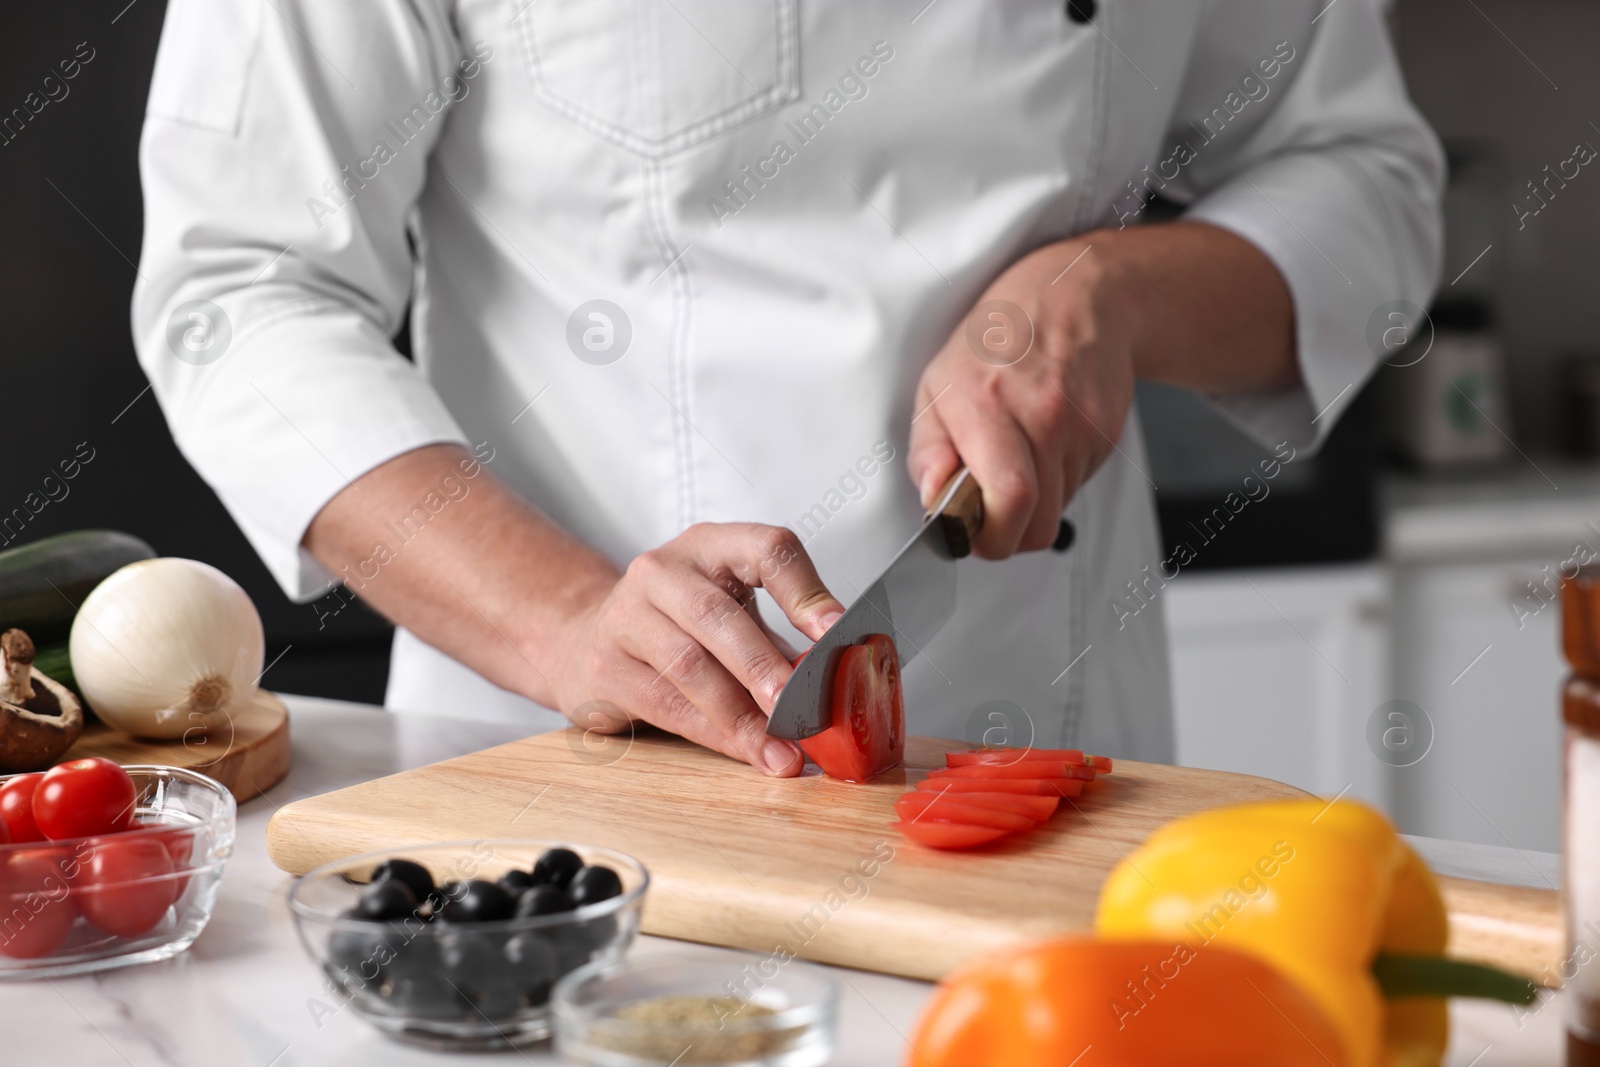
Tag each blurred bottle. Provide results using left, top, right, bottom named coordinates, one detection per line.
left=1387, top=297, right=1512, bottom=468
left=1560, top=568, right=1600, bottom=1064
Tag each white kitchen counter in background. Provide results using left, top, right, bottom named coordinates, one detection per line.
left=11, top=696, right=1572, bottom=1066
left=1168, top=460, right=1600, bottom=855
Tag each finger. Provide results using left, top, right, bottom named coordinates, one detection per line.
left=907, top=385, right=962, bottom=509
left=745, top=595, right=802, bottom=664
left=937, top=395, right=1038, bottom=559
left=1018, top=442, right=1066, bottom=552
left=657, top=574, right=796, bottom=713
left=615, top=640, right=804, bottom=776
left=691, top=524, right=844, bottom=643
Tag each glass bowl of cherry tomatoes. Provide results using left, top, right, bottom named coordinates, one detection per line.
left=288, top=840, right=649, bottom=1050
left=0, top=758, right=236, bottom=978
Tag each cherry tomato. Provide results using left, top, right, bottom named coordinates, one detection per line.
left=798, top=634, right=904, bottom=782
left=73, top=836, right=178, bottom=938
left=0, top=815, right=10, bottom=845
left=896, top=790, right=1058, bottom=821
left=892, top=821, right=1013, bottom=850
left=914, top=777, right=1086, bottom=798
left=892, top=795, right=1038, bottom=831
left=926, top=762, right=1096, bottom=781
left=0, top=848, right=78, bottom=958
left=33, top=758, right=137, bottom=841
left=945, top=749, right=1112, bottom=772
left=0, top=774, right=46, bottom=843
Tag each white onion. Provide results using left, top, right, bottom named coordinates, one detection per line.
left=69, top=558, right=265, bottom=740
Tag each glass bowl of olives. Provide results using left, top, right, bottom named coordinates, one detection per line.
left=287, top=839, right=648, bottom=1050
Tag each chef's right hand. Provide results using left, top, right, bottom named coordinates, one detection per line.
left=550, top=523, right=845, bottom=777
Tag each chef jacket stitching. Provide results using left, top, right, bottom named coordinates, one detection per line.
left=642, top=157, right=696, bottom=528
left=1070, top=0, right=1114, bottom=233
left=513, top=0, right=801, bottom=159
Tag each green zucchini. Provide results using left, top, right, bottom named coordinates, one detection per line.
left=31, top=641, right=76, bottom=693
left=0, top=529, right=156, bottom=647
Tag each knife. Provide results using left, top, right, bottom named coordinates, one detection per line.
left=765, top=468, right=986, bottom=741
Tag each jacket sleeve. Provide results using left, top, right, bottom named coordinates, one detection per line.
left=132, top=0, right=475, bottom=600
left=1156, top=0, right=1445, bottom=453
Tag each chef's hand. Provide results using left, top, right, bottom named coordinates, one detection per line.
left=908, top=222, right=1301, bottom=559
left=907, top=237, right=1134, bottom=559
left=551, top=523, right=844, bottom=777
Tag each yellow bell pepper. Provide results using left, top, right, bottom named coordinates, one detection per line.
left=1096, top=798, right=1511, bottom=1067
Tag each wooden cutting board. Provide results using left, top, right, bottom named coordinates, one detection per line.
left=63, top=689, right=290, bottom=803
left=265, top=729, right=1560, bottom=982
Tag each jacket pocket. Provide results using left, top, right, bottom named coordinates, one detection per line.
left=513, top=0, right=799, bottom=158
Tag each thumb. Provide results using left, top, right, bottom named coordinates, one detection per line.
left=907, top=399, right=962, bottom=510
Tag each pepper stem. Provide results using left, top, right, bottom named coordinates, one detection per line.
left=1371, top=953, right=1538, bottom=1005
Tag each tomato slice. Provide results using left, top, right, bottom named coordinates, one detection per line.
left=945, top=747, right=1085, bottom=767
left=892, top=794, right=1039, bottom=831
left=893, top=821, right=1014, bottom=850
left=914, top=777, right=1086, bottom=798
left=898, top=789, right=1059, bottom=821
left=798, top=634, right=904, bottom=783
left=926, top=762, right=1096, bottom=781
left=945, top=749, right=1113, bottom=772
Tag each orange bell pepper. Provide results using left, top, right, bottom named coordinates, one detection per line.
left=908, top=937, right=1346, bottom=1067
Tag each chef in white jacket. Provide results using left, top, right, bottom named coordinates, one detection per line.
left=133, top=0, right=1441, bottom=774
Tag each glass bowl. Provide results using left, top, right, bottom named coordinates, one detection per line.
left=0, top=765, right=236, bottom=979
left=554, top=949, right=839, bottom=1067
left=288, top=839, right=649, bottom=1050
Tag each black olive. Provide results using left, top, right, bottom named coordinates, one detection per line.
left=438, top=879, right=514, bottom=923
left=386, top=971, right=473, bottom=1021
left=498, top=869, right=536, bottom=893
left=504, top=932, right=558, bottom=1005
left=369, top=858, right=434, bottom=902
left=440, top=929, right=514, bottom=1010
left=547, top=923, right=605, bottom=975
left=355, top=878, right=418, bottom=922
left=380, top=930, right=442, bottom=981
left=327, top=912, right=396, bottom=994
left=566, top=864, right=623, bottom=908
left=531, top=847, right=584, bottom=888
left=513, top=884, right=570, bottom=919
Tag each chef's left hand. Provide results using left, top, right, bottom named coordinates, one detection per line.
left=907, top=237, right=1134, bottom=560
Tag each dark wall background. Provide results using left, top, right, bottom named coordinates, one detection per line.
left=0, top=1, right=394, bottom=703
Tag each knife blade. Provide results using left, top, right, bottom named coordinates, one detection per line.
left=765, top=468, right=984, bottom=740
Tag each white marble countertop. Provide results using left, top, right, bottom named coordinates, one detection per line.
left=10, top=695, right=1572, bottom=1066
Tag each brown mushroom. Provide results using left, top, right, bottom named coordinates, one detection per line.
left=0, top=628, right=83, bottom=773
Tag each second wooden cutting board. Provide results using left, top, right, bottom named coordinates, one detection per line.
left=266, top=729, right=1560, bottom=982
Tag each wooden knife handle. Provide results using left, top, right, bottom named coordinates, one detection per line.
left=934, top=469, right=985, bottom=559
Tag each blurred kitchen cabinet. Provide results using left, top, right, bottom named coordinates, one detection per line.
left=1387, top=555, right=1564, bottom=855
left=1165, top=565, right=1392, bottom=810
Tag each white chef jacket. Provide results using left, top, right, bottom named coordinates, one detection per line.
left=132, top=0, right=1442, bottom=761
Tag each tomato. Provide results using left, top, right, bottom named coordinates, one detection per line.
left=893, top=821, right=1013, bottom=850
left=127, top=823, right=195, bottom=903
left=898, top=790, right=1058, bottom=821
left=33, top=758, right=137, bottom=841
left=798, top=634, right=904, bottom=783
left=0, top=848, right=78, bottom=958
left=926, top=762, right=1096, bottom=782
left=893, top=795, right=1039, bottom=831
left=0, top=774, right=46, bottom=843
left=914, top=777, right=1085, bottom=798
left=945, top=749, right=1112, bottom=772
left=0, top=816, right=10, bottom=845
left=73, top=836, right=178, bottom=938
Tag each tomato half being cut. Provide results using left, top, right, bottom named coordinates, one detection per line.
left=893, top=820, right=1013, bottom=850
left=899, top=790, right=1059, bottom=821
left=915, top=777, right=1086, bottom=798
left=798, top=634, right=904, bottom=783
left=945, top=749, right=1112, bottom=772
left=926, top=762, right=1096, bottom=782
left=892, top=795, right=1039, bottom=831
